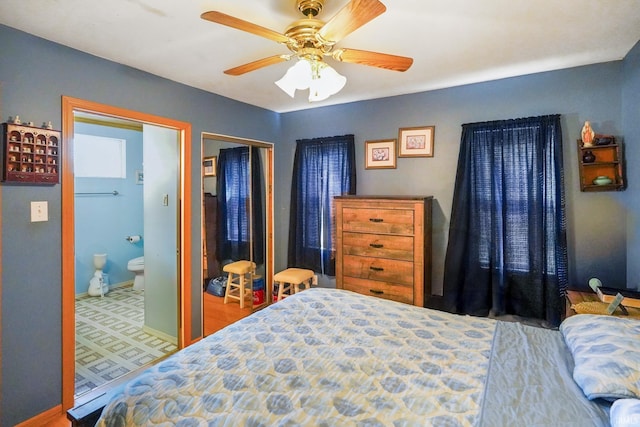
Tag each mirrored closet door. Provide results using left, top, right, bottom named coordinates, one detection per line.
left=202, top=133, right=273, bottom=336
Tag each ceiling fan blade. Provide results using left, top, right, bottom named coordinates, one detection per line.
left=224, top=55, right=290, bottom=76
left=318, top=0, right=386, bottom=43
left=333, top=48, right=413, bottom=72
left=201, top=11, right=290, bottom=44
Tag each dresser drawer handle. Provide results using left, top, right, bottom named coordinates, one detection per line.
left=369, top=218, right=383, bottom=223
left=369, top=289, right=384, bottom=295
left=369, top=266, right=384, bottom=272
left=369, top=243, right=384, bottom=249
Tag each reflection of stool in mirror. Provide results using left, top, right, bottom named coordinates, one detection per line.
left=223, top=260, right=256, bottom=308
left=273, top=268, right=315, bottom=301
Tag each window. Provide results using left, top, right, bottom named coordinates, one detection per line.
left=443, top=115, right=567, bottom=326
left=288, top=135, right=356, bottom=275
left=473, top=130, right=560, bottom=275
left=74, top=134, right=126, bottom=178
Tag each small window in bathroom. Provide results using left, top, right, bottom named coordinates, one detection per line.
left=74, top=134, right=127, bottom=178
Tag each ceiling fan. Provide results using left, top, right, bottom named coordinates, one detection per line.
left=201, top=0, right=413, bottom=101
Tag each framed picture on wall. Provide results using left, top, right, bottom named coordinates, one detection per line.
left=365, top=139, right=397, bottom=169
left=398, top=126, right=435, bottom=157
left=203, top=156, right=217, bottom=177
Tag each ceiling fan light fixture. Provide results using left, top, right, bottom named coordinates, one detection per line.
left=275, top=58, right=346, bottom=102
left=310, top=61, right=346, bottom=101
left=204, top=1, right=413, bottom=104
left=204, top=0, right=412, bottom=105
left=275, top=59, right=312, bottom=97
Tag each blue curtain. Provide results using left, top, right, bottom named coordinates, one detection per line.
left=216, top=146, right=264, bottom=264
left=443, top=115, right=567, bottom=326
left=288, top=134, right=356, bottom=275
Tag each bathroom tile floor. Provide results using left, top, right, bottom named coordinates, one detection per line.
left=75, top=286, right=177, bottom=396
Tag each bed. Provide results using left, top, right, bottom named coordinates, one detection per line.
left=95, top=288, right=639, bottom=426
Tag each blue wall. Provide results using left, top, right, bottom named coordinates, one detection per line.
left=74, top=123, right=144, bottom=294
left=1, top=22, right=639, bottom=426
left=622, top=40, right=640, bottom=288
left=0, top=24, right=280, bottom=426
left=279, top=61, right=632, bottom=294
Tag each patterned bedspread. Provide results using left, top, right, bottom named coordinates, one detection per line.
left=96, top=288, right=496, bottom=426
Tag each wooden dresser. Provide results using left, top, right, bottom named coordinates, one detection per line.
left=334, top=196, right=432, bottom=307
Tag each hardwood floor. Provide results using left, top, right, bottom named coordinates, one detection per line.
left=203, top=291, right=253, bottom=336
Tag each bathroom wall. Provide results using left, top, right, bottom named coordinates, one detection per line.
left=74, top=122, right=144, bottom=294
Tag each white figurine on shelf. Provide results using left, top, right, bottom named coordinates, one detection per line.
left=581, top=121, right=595, bottom=146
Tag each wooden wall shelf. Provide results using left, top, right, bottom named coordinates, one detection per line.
left=2, top=122, right=60, bottom=185
left=576, top=138, right=624, bottom=192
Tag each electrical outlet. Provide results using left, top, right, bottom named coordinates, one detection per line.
left=31, top=201, right=48, bottom=222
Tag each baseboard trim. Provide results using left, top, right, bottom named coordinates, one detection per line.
left=75, top=280, right=133, bottom=298
left=142, top=325, right=178, bottom=345
left=15, top=404, right=63, bottom=427
left=109, top=280, right=134, bottom=290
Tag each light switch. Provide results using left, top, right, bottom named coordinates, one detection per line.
left=162, top=194, right=169, bottom=206
left=31, top=201, right=48, bottom=222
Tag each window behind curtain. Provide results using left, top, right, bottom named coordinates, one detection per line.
left=443, top=115, right=567, bottom=326
left=288, top=134, right=356, bottom=275
left=216, top=146, right=264, bottom=264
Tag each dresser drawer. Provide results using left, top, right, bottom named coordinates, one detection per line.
left=342, top=276, right=413, bottom=305
left=342, top=255, right=413, bottom=286
left=341, top=207, right=414, bottom=235
left=342, top=232, right=413, bottom=261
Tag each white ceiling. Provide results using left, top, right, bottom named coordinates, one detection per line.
left=1, top=0, right=639, bottom=113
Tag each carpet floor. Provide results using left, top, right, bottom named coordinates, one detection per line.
left=75, top=286, right=177, bottom=396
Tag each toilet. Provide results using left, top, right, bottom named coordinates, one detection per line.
left=127, top=256, right=145, bottom=290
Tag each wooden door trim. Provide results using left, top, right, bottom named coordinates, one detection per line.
left=61, top=96, right=193, bottom=409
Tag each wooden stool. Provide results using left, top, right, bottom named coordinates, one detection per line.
left=273, top=268, right=315, bottom=301
left=223, top=260, right=256, bottom=308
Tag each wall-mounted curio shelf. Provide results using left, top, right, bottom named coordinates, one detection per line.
left=2, top=123, right=60, bottom=185
left=576, top=138, right=625, bottom=192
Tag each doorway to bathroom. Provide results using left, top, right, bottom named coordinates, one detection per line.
left=72, top=113, right=180, bottom=396
left=61, top=96, right=193, bottom=410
